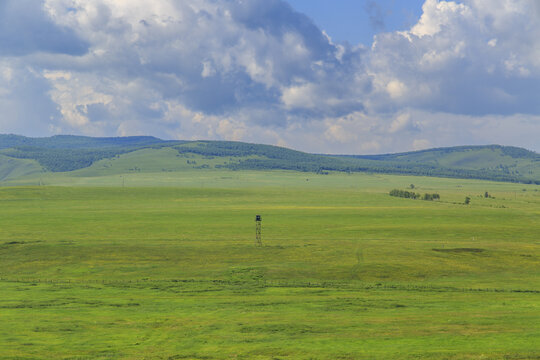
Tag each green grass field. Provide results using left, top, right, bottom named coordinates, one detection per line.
left=0, top=170, right=538, bottom=359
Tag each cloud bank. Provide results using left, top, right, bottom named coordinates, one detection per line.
left=0, top=0, right=538, bottom=153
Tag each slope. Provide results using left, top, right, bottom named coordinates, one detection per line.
left=343, top=145, right=540, bottom=183
left=0, top=135, right=538, bottom=184
left=0, top=155, right=43, bottom=181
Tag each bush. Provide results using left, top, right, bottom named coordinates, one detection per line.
left=390, top=189, right=440, bottom=201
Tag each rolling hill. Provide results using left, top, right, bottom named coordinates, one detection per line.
left=0, top=134, right=538, bottom=184
left=0, top=154, right=43, bottom=181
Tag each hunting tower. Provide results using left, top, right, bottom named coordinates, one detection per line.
left=255, top=215, right=262, bottom=246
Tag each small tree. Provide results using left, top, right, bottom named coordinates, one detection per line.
left=410, top=184, right=415, bottom=189
left=464, top=196, right=471, bottom=205
left=484, top=191, right=489, bottom=198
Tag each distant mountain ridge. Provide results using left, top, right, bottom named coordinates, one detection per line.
left=0, top=134, right=174, bottom=149
left=0, top=134, right=538, bottom=184
left=348, top=145, right=538, bottom=161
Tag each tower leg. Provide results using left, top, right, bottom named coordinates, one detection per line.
left=255, top=221, right=262, bottom=246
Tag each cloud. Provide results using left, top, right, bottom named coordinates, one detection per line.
left=364, top=1, right=387, bottom=32
left=0, top=0, right=538, bottom=154
left=0, top=0, right=88, bottom=56
left=410, top=0, right=471, bottom=37
left=412, top=139, right=432, bottom=151
left=0, top=60, right=63, bottom=136
left=36, top=0, right=370, bottom=135
left=369, top=0, right=540, bottom=117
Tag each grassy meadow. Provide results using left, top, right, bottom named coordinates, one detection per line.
left=0, top=170, right=539, bottom=359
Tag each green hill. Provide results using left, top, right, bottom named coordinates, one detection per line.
left=341, top=145, right=540, bottom=183
left=0, top=154, right=43, bottom=181
left=0, top=135, right=538, bottom=184
left=0, top=135, right=183, bottom=172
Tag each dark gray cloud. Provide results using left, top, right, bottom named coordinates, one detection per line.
left=0, top=62, right=61, bottom=136
left=0, top=0, right=89, bottom=56
left=231, top=0, right=336, bottom=62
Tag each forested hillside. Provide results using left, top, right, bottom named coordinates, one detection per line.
left=0, top=135, right=538, bottom=184
left=0, top=135, right=183, bottom=172
left=339, top=145, right=540, bottom=184
left=174, top=141, right=540, bottom=184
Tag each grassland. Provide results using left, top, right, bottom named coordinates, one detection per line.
left=0, top=170, right=538, bottom=359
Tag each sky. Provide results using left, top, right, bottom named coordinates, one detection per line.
left=286, top=0, right=425, bottom=45
left=0, top=0, right=539, bottom=154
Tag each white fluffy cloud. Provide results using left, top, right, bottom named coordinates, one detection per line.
left=369, top=0, right=540, bottom=116
left=0, top=0, right=538, bottom=153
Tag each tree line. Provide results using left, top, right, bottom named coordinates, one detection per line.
left=389, top=189, right=440, bottom=201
